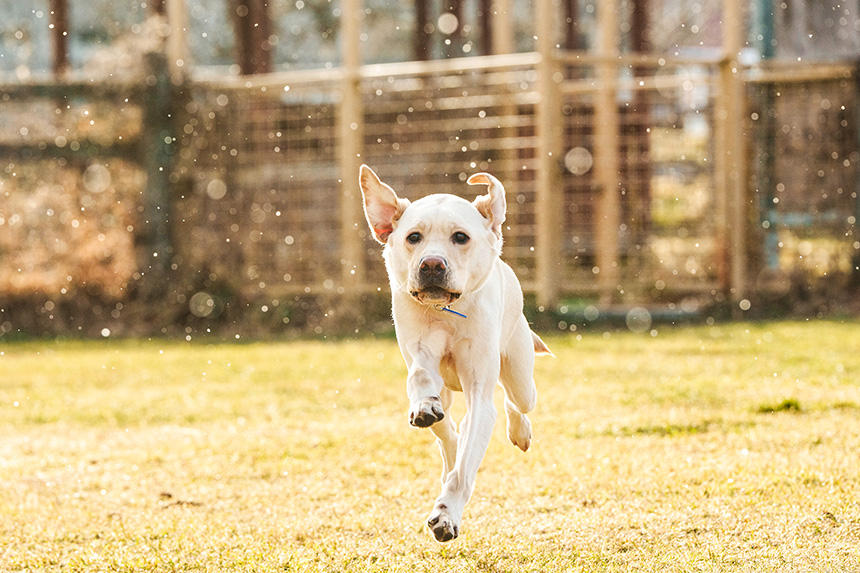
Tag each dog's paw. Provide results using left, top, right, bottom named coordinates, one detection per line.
left=427, top=504, right=459, bottom=542
left=409, top=396, right=444, bottom=428
left=507, top=412, right=532, bottom=452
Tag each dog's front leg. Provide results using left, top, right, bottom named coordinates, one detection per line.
left=402, top=331, right=447, bottom=428
left=427, top=343, right=498, bottom=542
left=429, top=387, right=458, bottom=481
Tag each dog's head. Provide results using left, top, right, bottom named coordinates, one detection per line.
left=359, top=165, right=506, bottom=306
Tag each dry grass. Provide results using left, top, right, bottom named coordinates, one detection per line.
left=1, top=320, right=859, bottom=572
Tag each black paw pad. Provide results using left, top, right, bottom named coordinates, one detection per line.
left=432, top=525, right=458, bottom=542
left=409, top=399, right=445, bottom=427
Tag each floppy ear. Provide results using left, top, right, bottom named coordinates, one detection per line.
left=359, top=164, right=409, bottom=244
left=467, top=172, right=506, bottom=238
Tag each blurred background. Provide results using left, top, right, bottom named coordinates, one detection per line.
left=0, top=0, right=857, bottom=338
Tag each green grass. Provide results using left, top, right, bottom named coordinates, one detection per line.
left=1, top=321, right=859, bottom=571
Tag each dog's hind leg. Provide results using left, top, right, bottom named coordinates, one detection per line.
left=499, top=315, right=538, bottom=452
left=429, top=387, right=458, bottom=483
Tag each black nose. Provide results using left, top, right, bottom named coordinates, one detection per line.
left=419, top=256, right=447, bottom=281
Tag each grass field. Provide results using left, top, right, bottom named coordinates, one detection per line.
left=1, top=320, right=858, bottom=572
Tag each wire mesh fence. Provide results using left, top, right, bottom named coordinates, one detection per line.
left=181, top=55, right=734, bottom=300
left=746, top=72, right=857, bottom=290
left=177, top=75, right=341, bottom=300
left=359, top=57, right=541, bottom=289
left=0, top=51, right=856, bottom=335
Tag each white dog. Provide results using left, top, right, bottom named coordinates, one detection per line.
left=359, top=165, right=551, bottom=542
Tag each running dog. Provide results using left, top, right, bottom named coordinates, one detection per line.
left=359, top=165, right=551, bottom=542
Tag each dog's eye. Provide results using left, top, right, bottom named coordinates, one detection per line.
left=451, top=232, right=470, bottom=245
left=406, top=232, right=422, bottom=245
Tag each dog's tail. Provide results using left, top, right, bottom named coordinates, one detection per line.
left=531, top=331, right=554, bottom=357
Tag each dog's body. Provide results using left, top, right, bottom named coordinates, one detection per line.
left=359, top=165, right=550, bottom=542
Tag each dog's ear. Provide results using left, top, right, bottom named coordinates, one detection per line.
left=359, top=164, right=409, bottom=244
left=468, top=172, right=506, bottom=238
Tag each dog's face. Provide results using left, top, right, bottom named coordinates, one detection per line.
left=359, top=165, right=506, bottom=306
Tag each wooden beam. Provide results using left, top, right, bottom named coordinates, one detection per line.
left=193, top=52, right=542, bottom=90
left=715, top=0, right=749, bottom=301
left=535, top=0, right=561, bottom=308
left=339, top=0, right=365, bottom=285
left=49, top=0, right=69, bottom=78
left=593, top=0, right=621, bottom=305
left=490, top=0, right=515, bottom=54
left=166, top=0, right=190, bottom=82
left=485, top=0, right=517, bottom=235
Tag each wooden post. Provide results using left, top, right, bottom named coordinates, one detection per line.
left=488, top=0, right=518, bottom=247
left=166, top=0, right=190, bottom=83
left=140, top=52, right=174, bottom=297
left=854, top=61, right=860, bottom=286
left=535, top=0, right=562, bottom=308
left=49, top=0, right=69, bottom=78
left=593, top=0, right=621, bottom=305
left=490, top=0, right=514, bottom=55
left=713, top=101, right=730, bottom=288
left=715, top=0, right=748, bottom=301
left=339, top=0, right=365, bottom=286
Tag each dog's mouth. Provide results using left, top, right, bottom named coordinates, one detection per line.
left=410, top=287, right=461, bottom=306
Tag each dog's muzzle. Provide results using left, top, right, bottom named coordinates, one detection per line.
left=411, top=256, right=460, bottom=305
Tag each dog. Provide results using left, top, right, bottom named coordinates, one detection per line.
left=359, top=165, right=551, bottom=542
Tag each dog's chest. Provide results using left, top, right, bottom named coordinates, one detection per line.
left=439, top=354, right=462, bottom=392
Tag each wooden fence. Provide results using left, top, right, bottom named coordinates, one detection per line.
left=180, top=51, right=856, bottom=308
left=0, top=36, right=856, bottom=332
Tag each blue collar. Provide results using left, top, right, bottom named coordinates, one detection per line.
left=435, top=305, right=468, bottom=318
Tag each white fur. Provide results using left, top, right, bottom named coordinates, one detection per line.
left=359, top=165, right=550, bottom=542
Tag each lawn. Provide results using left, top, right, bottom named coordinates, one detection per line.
left=1, top=321, right=858, bottom=572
